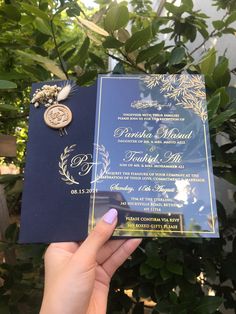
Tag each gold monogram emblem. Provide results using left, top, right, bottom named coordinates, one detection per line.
left=44, top=104, right=72, bottom=129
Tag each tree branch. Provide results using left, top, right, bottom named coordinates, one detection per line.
left=157, top=0, right=166, bottom=17
left=106, top=52, right=147, bottom=73
left=50, top=19, right=69, bottom=79
left=190, top=12, right=228, bottom=56
left=117, top=49, right=147, bottom=73
left=189, top=30, right=216, bottom=56
left=105, top=52, right=131, bottom=67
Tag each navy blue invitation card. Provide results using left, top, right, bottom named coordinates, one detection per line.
left=89, top=75, right=219, bottom=238
left=19, top=81, right=97, bottom=243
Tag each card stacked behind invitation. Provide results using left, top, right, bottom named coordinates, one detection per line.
left=19, top=81, right=97, bottom=243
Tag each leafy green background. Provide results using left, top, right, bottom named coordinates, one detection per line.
left=0, top=0, right=236, bottom=313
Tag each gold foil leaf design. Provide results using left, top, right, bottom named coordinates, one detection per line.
left=91, top=144, right=110, bottom=184
left=59, top=144, right=80, bottom=185
left=141, top=74, right=207, bottom=122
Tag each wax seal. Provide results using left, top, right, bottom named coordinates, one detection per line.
left=31, top=83, right=75, bottom=136
left=44, top=104, right=72, bottom=129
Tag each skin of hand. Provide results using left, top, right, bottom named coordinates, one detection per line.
left=40, top=208, right=142, bottom=314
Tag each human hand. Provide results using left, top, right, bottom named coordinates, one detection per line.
left=40, top=208, right=142, bottom=314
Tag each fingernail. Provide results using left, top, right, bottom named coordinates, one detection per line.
left=103, top=208, right=118, bottom=224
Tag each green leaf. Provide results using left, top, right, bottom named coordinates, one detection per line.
left=59, top=36, right=79, bottom=54
left=159, top=27, right=174, bottom=34
left=212, top=20, right=225, bottom=30
left=205, top=74, right=217, bottom=90
left=104, top=5, right=129, bottom=32
left=149, top=51, right=166, bottom=65
left=216, top=70, right=231, bottom=88
left=117, top=28, right=130, bottom=42
left=125, top=26, right=152, bottom=53
left=0, top=80, right=17, bottom=89
left=198, top=26, right=209, bottom=39
left=213, top=56, right=229, bottom=87
left=89, top=52, right=105, bottom=69
left=35, top=33, right=51, bottom=46
left=145, top=240, right=160, bottom=257
left=136, top=41, right=165, bottom=63
left=210, top=109, right=236, bottom=128
left=77, top=70, right=97, bottom=86
left=222, top=27, right=236, bottom=34
left=17, top=51, right=67, bottom=79
left=20, top=14, right=34, bottom=25
left=214, top=56, right=229, bottom=76
left=78, top=37, right=90, bottom=67
left=155, top=300, right=172, bottom=313
left=200, top=48, right=216, bottom=75
left=204, top=260, right=217, bottom=281
left=225, top=11, right=236, bottom=25
left=207, top=93, right=221, bottom=120
left=140, top=263, right=152, bottom=276
left=3, top=5, right=21, bottom=21
left=0, top=104, right=17, bottom=111
left=193, top=296, right=223, bottom=314
left=146, top=256, right=164, bottom=269
left=183, top=0, right=193, bottom=10
left=66, top=7, right=81, bottom=17
left=54, top=3, right=71, bottom=16
left=160, top=267, right=172, bottom=280
left=184, top=268, right=197, bottom=284
left=78, top=17, right=109, bottom=37
left=34, top=17, right=51, bottom=36
left=165, top=2, right=180, bottom=14
left=169, top=291, right=178, bottom=304
left=103, top=36, right=124, bottom=49
left=169, top=47, right=185, bottom=65
left=215, top=87, right=229, bottom=107
left=166, top=262, right=183, bottom=275
left=167, top=248, right=184, bottom=262
left=63, top=48, right=76, bottom=61
left=21, top=3, right=49, bottom=21
left=112, top=62, right=125, bottom=74
left=227, top=86, right=236, bottom=103
left=5, top=223, right=19, bottom=242
left=0, top=174, right=22, bottom=185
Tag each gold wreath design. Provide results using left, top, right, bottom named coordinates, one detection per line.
left=91, top=144, right=110, bottom=184
left=141, top=75, right=207, bottom=122
left=59, top=144, right=80, bottom=185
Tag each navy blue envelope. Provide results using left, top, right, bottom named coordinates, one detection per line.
left=19, top=81, right=97, bottom=243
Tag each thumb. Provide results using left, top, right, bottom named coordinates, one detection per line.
left=73, top=208, right=118, bottom=265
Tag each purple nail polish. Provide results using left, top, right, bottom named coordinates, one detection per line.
left=103, top=208, right=118, bottom=224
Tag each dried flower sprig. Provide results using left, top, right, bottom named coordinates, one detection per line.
left=31, top=85, right=62, bottom=108
left=57, top=84, right=72, bottom=102
left=31, top=83, right=74, bottom=108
